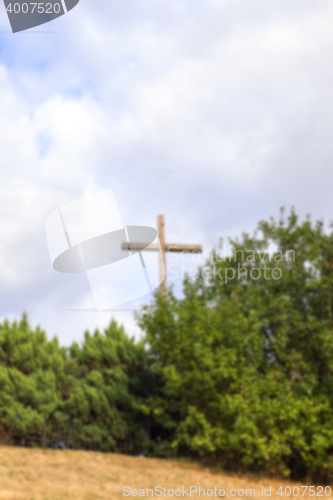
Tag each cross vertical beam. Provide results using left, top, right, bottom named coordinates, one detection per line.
left=158, top=215, right=167, bottom=295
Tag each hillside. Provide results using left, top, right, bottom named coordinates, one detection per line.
left=0, top=446, right=329, bottom=500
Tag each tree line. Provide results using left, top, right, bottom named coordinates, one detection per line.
left=2, top=209, right=333, bottom=480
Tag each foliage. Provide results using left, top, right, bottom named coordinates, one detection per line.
left=63, top=320, right=147, bottom=453
left=0, top=316, right=146, bottom=453
left=2, top=209, right=333, bottom=480
left=137, top=208, right=333, bottom=480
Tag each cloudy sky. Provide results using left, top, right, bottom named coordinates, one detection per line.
left=0, top=0, right=333, bottom=345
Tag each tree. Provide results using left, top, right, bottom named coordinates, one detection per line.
left=138, top=209, right=333, bottom=479
left=62, top=320, right=147, bottom=453
left=0, top=316, right=147, bottom=454
left=0, top=314, right=65, bottom=447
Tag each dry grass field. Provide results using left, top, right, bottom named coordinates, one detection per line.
left=0, top=446, right=330, bottom=500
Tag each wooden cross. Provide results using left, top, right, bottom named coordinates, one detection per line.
left=122, top=215, right=202, bottom=295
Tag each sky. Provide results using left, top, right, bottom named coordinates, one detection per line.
left=1, top=0, right=333, bottom=345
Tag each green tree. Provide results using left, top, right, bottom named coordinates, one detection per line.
left=0, top=314, right=65, bottom=446
left=138, top=209, right=333, bottom=479
left=0, top=316, right=147, bottom=454
left=62, top=320, right=147, bottom=453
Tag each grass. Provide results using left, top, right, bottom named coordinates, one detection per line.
left=0, top=446, right=330, bottom=500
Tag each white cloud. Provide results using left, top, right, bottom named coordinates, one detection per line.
left=1, top=0, right=333, bottom=342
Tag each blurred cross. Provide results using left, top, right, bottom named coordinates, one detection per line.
left=122, top=215, right=202, bottom=295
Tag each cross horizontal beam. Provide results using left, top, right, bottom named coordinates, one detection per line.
left=121, top=243, right=202, bottom=253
